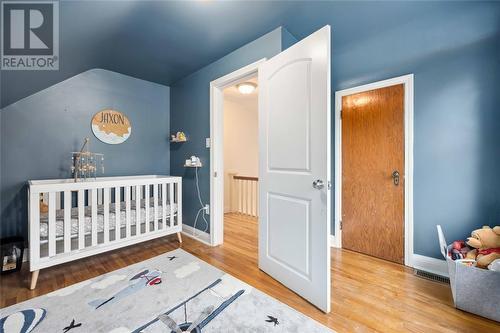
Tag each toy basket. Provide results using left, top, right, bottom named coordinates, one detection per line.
left=437, top=225, right=500, bottom=322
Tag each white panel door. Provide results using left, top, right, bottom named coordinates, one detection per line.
left=258, top=26, right=331, bottom=312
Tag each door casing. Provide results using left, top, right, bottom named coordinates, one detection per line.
left=209, top=59, right=266, bottom=246
left=334, top=74, right=414, bottom=266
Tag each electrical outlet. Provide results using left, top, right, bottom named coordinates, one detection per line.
left=204, top=204, right=210, bottom=215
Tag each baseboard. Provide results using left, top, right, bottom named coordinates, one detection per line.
left=330, top=235, right=336, bottom=248
left=411, top=254, right=448, bottom=277
left=330, top=235, right=342, bottom=248
left=182, top=224, right=212, bottom=246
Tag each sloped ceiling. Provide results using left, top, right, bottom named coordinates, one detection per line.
left=1, top=0, right=496, bottom=107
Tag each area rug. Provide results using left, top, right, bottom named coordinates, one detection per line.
left=0, top=249, right=333, bottom=332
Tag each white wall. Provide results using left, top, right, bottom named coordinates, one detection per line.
left=223, top=90, right=258, bottom=212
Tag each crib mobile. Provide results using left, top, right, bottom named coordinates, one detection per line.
left=71, top=137, right=104, bottom=182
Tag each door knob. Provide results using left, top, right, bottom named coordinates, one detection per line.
left=313, top=179, right=324, bottom=189
left=392, top=170, right=400, bottom=186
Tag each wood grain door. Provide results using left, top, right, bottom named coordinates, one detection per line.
left=342, top=84, right=404, bottom=264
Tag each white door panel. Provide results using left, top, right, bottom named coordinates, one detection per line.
left=267, top=59, right=311, bottom=172
left=258, top=26, right=331, bottom=312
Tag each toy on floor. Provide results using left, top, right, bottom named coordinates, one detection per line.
left=466, top=226, right=500, bottom=269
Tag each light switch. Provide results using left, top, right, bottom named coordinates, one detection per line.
left=206, top=138, right=211, bottom=148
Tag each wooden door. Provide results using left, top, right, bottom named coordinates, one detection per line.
left=342, top=84, right=404, bottom=264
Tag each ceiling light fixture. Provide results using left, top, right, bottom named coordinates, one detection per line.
left=237, top=82, right=257, bottom=94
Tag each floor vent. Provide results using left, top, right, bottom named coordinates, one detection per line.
left=414, top=269, right=450, bottom=284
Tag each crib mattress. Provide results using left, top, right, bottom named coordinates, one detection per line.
left=39, top=198, right=177, bottom=239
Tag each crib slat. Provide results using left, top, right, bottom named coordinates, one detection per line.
left=78, top=190, right=85, bottom=249
left=135, top=185, right=141, bottom=235
left=56, top=192, right=62, bottom=210
left=169, top=183, right=174, bottom=228
left=29, top=190, right=40, bottom=263
left=177, top=181, right=182, bottom=227
left=91, top=189, right=97, bottom=246
left=145, top=185, right=150, bottom=233
left=153, top=184, right=158, bottom=231
left=63, top=191, right=71, bottom=253
left=48, top=192, right=56, bottom=257
left=162, top=183, right=167, bottom=230
left=125, top=186, right=131, bottom=237
left=103, top=187, right=110, bottom=244
left=115, top=187, right=121, bottom=241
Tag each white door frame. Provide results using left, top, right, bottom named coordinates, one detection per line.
left=334, top=74, right=414, bottom=266
left=209, top=58, right=266, bottom=246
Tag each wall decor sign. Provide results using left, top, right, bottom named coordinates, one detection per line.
left=91, top=109, right=131, bottom=144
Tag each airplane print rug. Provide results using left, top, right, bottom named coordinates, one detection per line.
left=0, top=249, right=334, bottom=332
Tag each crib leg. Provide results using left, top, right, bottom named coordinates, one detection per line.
left=30, top=270, right=40, bottom=290
left=177, top=232, right=182, bottom=244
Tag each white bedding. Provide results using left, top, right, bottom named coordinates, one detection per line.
left=39, top=198, right=177, bottom=238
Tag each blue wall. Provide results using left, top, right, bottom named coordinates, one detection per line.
left=281, top=28, right=298, bottom=50
left=170, top=27, right=290, bottom=233
left=331, top=5, right=500, bottom=259
left=0, top=69, right=170, bottom=239
left=171, top=7, right=500, bottom=259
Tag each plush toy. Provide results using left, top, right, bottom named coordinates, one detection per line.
left=449, top=240, right=473, bottom=260
left=466, top=226, right=500, bottom=269
left=40, top=201, right=48, bottom=214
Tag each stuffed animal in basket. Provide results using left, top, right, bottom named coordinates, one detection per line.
left=466, top=226, right=500, bottom=269
left=449, top=240, right=473, bottom=260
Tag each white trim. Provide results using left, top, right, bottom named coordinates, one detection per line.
left=411, top=254, right=448, bottom=277
left=330, top=235, right=335, bottom=248
left=182, top=224, right=212, bottom=246
left=209, top=58, right=266, bottom=246
left=334, top=74, right=414, bottom=266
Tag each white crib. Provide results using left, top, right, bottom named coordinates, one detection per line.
left=28, top=175, right=182, bottom=289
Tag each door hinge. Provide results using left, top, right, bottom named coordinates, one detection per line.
left=340, top=109, right=342, bottom=119
left=327, top=180, right=332, bottom=190
left=214, top=171, right=217, bottom=177
left=340, top=221, right=342, bottom=230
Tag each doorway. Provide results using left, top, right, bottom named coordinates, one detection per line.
left=222, top=76, right=259, bottom=247
left=334, top=74, right=414, bottom=266
left=209, top=59, right=265, bottom=246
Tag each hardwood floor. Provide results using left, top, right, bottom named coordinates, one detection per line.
left=1, top=213, right=498, bottom=332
